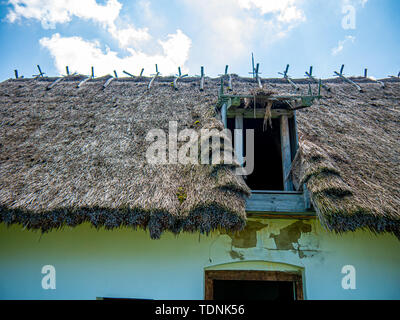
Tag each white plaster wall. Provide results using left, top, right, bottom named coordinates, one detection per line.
left=0, top=218, right=399, bottom=300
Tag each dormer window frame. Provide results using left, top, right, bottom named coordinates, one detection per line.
left=218, top=92, right=317, bottom=216
left=226, top=105, right=298, bottom=192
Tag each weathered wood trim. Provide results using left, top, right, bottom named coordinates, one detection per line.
left=46, top=77, right=63, bottom=90
left=295, top=278, right=304, bottom=300
left=247, top=212, right=316, bottom=219
left=205, top=274, right=214, bottom=300
left=227, top=108, right=293, bottom=119
left=228, top=74, right=233, bottom=91
left=77, top=77, right=91, bottom=88
left=221, top=103, right=227, bottom=128
left=280, top=115, right=293, bottom=191
left=234, top=115, right=244, bottom=166
left=250, top=190, right=302, bottom=194
left=200, top=76, right=205, bottom=91
left=303, top=184, right=312, bottom=210
left=204, top=270, right=304, bottom=300
left=246, top=191, right=315, bottom=214
left=289, top=111, right=299, bottom=160
left=103, top=77, right=114, bottom=89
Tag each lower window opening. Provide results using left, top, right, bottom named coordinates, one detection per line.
left=213, top=280, right=295, bottom=301
left=205, top=270, right=303, bottom=300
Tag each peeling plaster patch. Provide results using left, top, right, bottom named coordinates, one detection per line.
left=297, top=225, right=320, bottom=258
left=224, top=221, right=267, bottom=248
left=229, top=250, right=245, bottom=260
left=270, top=221, right=312, bottom=258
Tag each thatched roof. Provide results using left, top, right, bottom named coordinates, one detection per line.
left=228, top=76, right=400, bottom=238
left=294, top=79, right=400, bottom=238
left=0, top=74, right=399, bottom=238
left=0, top=75, right=250, bottom=239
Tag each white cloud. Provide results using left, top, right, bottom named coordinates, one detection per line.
left=341, top=0, right=368, bottom=7
left=237, top=0, right=306, bottom=23
left=6, top=0, right=122, bottom=29
left=136, top=0, right=166, bottom=29
left=39, top=31, right=191, bottom=76
left=157, top=30, right=192, bottom=68
left=108, top=25, right=152, bottom=48
left=276, top=5, right=305, bottom=23
left=6, top=0, right=152, bottom=48
left=331, top=35, right=355, bottom=56
left=7, top=0, right=307, bottom=77
left=178, top=0, right=305, bottom=68
left=7, top=0, right=192, bottom=75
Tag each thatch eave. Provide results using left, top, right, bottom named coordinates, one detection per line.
left=0, top=75, right=399, bottom=238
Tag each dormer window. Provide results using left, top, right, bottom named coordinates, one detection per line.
left=224, top=98, right=298, bottom=192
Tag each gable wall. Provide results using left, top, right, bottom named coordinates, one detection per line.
left=0, top=219, right=399, bottom=300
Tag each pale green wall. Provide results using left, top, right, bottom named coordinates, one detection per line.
left=0, top=219, right=399, bottom=300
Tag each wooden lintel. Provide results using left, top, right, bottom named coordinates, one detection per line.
left=247, top=212, right=316, bottom=219
left=227, top=108, right=293, bottom=119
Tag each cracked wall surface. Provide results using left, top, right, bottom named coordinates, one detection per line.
left=223, top=219, right=320, bottom=260
left=1, top=219, right=400, bottom=299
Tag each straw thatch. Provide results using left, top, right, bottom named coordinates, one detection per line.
left=0, top=74, right=399, bottom=238
left=293, top=79, right=400, bottom=238
left=231, top=76, right=400, bottom=238
left=0, top=75, right=249, bottom=239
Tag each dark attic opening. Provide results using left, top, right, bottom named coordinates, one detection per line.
left=226, top=96, right=298, bottom=192
left=228, top=118, right=283, bottom=190
left=245, top=118, right=283, bottom=190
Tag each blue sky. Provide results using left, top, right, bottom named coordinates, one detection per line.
left=0, top=0, right=399, bottom=80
